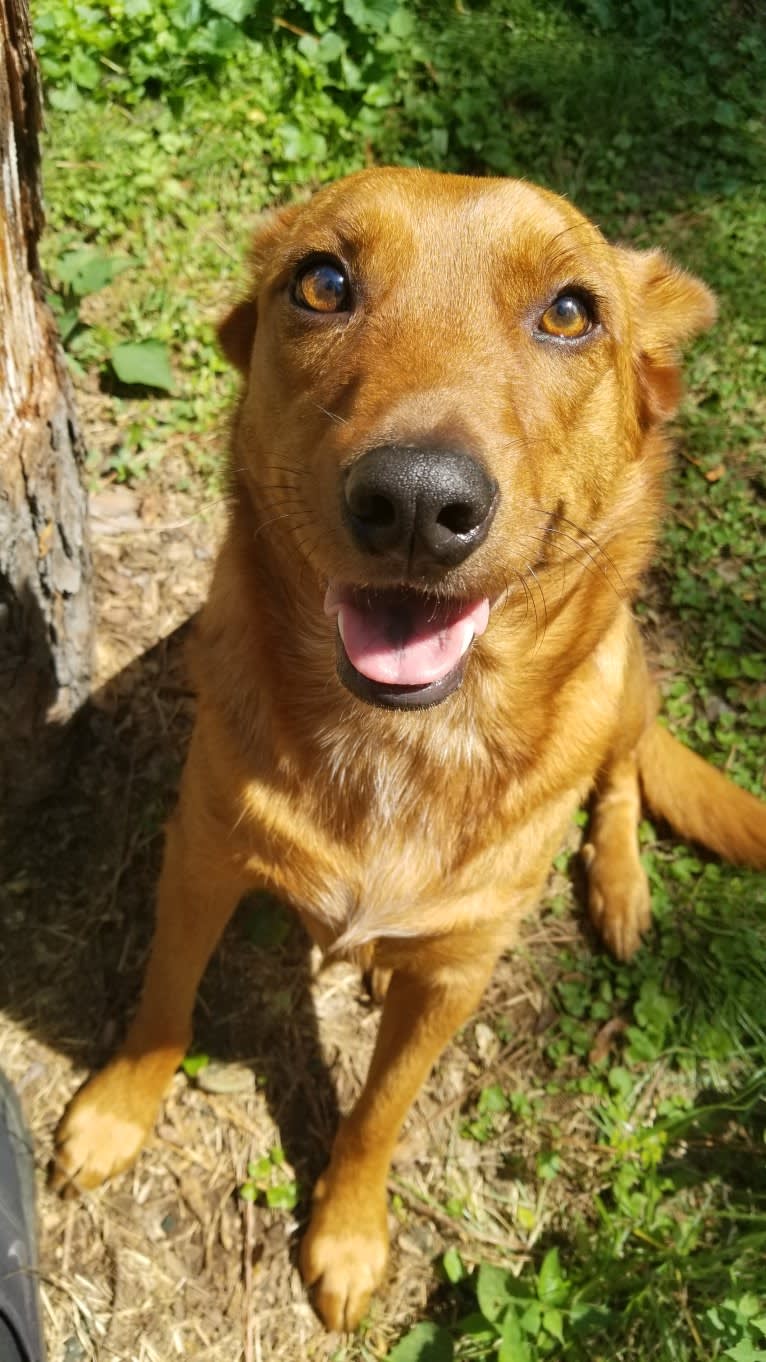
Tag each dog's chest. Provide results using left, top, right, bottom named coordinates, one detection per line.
left=245, top=735, right=498, bottom=952
left=235, top=705, right=539, bottom=955
left=283, top=804, right=454, bottom=953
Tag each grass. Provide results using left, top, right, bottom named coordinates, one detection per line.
left=27, top=0, right=766, bottom=1358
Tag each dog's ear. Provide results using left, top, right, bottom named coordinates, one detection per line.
left=217, top=202, right=304, bottom=374
left=218, top=298, right=258, bottom=373
left=616, top=247, right=716, bottom=424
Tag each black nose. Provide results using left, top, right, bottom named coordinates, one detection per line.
left=344, top=444, right=498, bottom=570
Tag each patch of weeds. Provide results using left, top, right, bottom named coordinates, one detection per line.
left=417, top=854, right=766, bottom=1359
left=240, top=1145, right=300, bottom=1210
left=461, top=1083, right=544, bottom=1146
left=47, top=246, right=134, bottom=348
left=33, top=1, right=766, bottom=497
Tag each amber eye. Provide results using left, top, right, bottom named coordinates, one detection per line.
left=292, top=259, right=350, bottom=313
left=538, top=293, right=592, bottom=339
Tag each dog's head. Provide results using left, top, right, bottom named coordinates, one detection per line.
left=219, top=169, right=714, bottom=710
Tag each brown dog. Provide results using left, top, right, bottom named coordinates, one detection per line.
left=54, top=169, right=766, bottom=1330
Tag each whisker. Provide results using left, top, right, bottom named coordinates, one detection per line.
left=497, top=571, right=514, bottom=621
left=538, top=526, right=617, bottom=587
left=521, top=533, right=622, bottom=602
left=312, top=401, right=348, bottom=426
left=252, top=510, right=303, bottom=543
left=554, top=515, right=627, bottom=595
left=511, top=566, right=534, bottom=630
left=253, top=493, right=305, bottom=507
left=528, top=503, right=628, bottom=596
left=525, top=563, right=548, bottom=647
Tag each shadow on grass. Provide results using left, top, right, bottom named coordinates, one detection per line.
left=0, top=611, right=339, bottom=1189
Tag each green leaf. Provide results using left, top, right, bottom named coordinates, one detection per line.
left=48, top=83, right=82, bottom=112
left=536, top=1150, right=561, bottom=1181
left=389, top=7, right=415, bottom=38
left=442, top=1247, right=465, bottom=1283
left=497, top=1307, right=531, bottom=1362
left=278, top=123, right=328, bottom=162
left=724, top=1344, right=766, bottom=1362
left=247, top=1156, right=272, bottom=1181
left=316, top=31, right=345, bottom=62
left=207, top=0, right=253, bottom=20
left=265, top=1183, right=298, bottom=1210
left=519, top=1300, right=541, bottom=1335
left=387, top=1321, right=454, bottom=1362
left=181, top=1053, right=209, bottom=1077
left=239, top=1182, right=257, bottom=1202
left=542, top=1307, right=565, bottom=1343
left=476, top=1263, right=515, bottom=1324
left=55, top=249, right=133, bottom=298
left=478, top=1084, right=508, bottom=1115
left=537, top=1248, right=567, bottom=1305
left=111, top=340, right=174, bottom=391
left=342, top=0, right=398, bottom=32
left=70, top=51, right=101, bottom=90
left=57, top=308, right=81, bottom=344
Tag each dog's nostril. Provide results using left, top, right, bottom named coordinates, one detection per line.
left=354, top=492, right=397, bottom=527
left=437, top=502, right=478, bottom=535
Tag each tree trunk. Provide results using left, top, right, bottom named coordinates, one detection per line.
left=0, top=0, right=92, bottom=804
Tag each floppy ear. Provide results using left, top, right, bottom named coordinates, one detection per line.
left=616, top=247, right=717, bottom=424
left=218, top=298, right=258, bottom=373
left=216, top=202, right=305, bottom=374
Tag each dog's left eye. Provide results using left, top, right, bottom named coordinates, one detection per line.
left=538, top=294, right=592, bottom=339
left=292, top=260, right=350, bottom=314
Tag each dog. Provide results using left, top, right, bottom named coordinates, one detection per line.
left=54, top=168, right=766, bottom=1331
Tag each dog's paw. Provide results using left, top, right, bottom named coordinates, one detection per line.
left=583, top=842, right=651, bottom=961
left=51, top=1062, right=160, bottom=1193
left=300, top=1178, right=389, bottom=1331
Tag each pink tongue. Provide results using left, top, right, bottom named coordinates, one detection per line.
left=325, top=588, right=490, bottom=686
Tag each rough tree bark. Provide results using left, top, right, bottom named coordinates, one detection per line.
left=0, top=0, right=92, bottom=805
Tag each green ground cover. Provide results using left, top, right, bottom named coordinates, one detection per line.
left=31, top=1, right=766, bottom=1357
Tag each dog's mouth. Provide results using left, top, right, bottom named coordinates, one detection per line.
left=324, top=583, right=490, bottom=709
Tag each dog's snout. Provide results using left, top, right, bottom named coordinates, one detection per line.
left=344, top=445, right=498, bottom=569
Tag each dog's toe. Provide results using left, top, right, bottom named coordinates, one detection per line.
left=585, top=845, right=651, bottom=962
left=363, top=966, right=393, bottom=1005
left=300, top=1183, right=389, bottom=1330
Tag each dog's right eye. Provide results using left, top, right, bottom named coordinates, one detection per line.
left=292, top=260, right=350, bottom=314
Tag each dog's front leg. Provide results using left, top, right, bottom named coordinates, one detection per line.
left=584, top=750, right=651, bottom=961
left=300, top=931, right=502, bottom=1330
left=584, top=628, right=657, bottom=961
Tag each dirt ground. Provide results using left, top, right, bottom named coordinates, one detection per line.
left=1, top=391, right=604, bottom=1362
